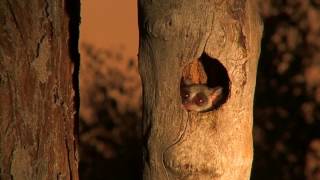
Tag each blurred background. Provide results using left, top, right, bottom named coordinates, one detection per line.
left=79, top=0, right=320, bottom=179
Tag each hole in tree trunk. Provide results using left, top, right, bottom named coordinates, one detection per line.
left=180, top=53, right=230, bottom=112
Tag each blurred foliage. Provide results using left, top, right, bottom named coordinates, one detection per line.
left=79, top=1, right=320, bottom=179
left=252, top=0, right=320, bottom=180
left=79, top=43, right=142, bottom=180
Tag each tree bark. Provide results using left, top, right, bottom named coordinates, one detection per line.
left=0, top=0, right=80, bottom=179
left=138, top=0, right=263, bottom=179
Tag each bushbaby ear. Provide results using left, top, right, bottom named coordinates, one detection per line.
left=183, top=78, right=193, bottom=86
left=210, top=87, right=223, bottom=101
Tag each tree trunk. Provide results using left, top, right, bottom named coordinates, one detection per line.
left=138, top=0, right=263, bottom=179
left=0, top=0, right=80, bottom=179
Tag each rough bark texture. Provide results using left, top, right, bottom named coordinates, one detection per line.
left=0, top=0, right=80, bottom=179
left=138, top=0, right=263, bottom=179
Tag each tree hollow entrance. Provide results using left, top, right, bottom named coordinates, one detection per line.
left=181, top=53, right=230, bottom=110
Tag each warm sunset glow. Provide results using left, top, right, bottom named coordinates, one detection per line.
left=80, top=0, right=139, bottom=57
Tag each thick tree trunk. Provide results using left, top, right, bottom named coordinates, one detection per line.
left=0, top=0, right=80, bottom=179
left=138, top=0, right=263, bottom=179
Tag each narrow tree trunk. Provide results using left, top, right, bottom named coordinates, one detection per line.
left=138, top=0, right=263, bottom=179
left=0, top=0, right=80, bottom=179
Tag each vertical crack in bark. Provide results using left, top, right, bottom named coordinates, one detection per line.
left=44, top=0, right=54, bottom=34
left=32, top=0, right=55, bottom=83
left=60, top=96, right=74, bottom=179
left=7, top=75, right=19, bottom=140
left=162, top=115, right=189, bottom=180
left=5, top=0, right=25, bottom=45
left=35, top=35, right=47, bottom=58
left=64, top=137, right=73, bottom=180
left=36, top=0, right=52, bottom=58
left=35, top=134, right=39, bottom=158
left=7, top=140, right=15, bottom=179
left=3, top=73, right=13, bottom=136
left=203, top=7, right=216, bottom=55
left=43, top=0, right=50, bottom=18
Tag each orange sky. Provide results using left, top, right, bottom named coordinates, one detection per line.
left=80, top=0, right=139, bottom=58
